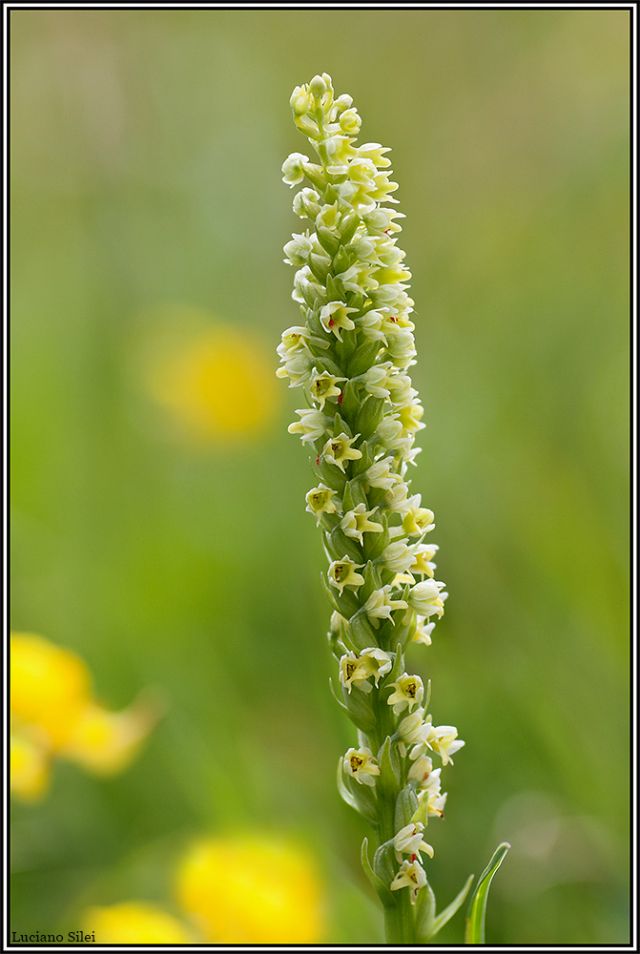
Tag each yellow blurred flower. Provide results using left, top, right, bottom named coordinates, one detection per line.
left=10, top=732, right=49, bottom=802
left=86, top=903, right=192, bottom=945
left=63, top=700, right=157, bottom=775
left=81, top=834, right=325, bottom=944
left=10, top=632, right=157, bottom=801
left=11, top=633, right=91, bottom=751
left=175, top=835, right=324, bottom=944
left=140, top=306, right=278, bottom=445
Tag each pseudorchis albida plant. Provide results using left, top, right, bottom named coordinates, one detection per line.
left=277, top=73, right=509, bottom=945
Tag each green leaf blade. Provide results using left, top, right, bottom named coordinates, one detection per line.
left=465, top=842, right=511, bottom=944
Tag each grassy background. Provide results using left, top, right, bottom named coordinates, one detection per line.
left=10, top=8, right=630, bottom=944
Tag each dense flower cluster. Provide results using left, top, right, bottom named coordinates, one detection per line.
left=278, top=73, right=464, bottom=922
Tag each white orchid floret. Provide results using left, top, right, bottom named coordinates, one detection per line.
left=328, top=611, right=350, bottom=646
left=350, top=233, right=378, bottom=262
left=322, top=432, right=362, bottom=472
left=282, top=151, right=310, bottom=186
left=415, top=785, right=447, bottom=825
left=290, top=85, right=314, bottom=116
left=364, top=456, right=399, bottom=490
left=363, top=586, right=408, bottom=625
left=309, top=72, right=330, bottom=101
left=340, top=504, right=383, bottom=544
left=276, top=348, right=314, bottom=388
left=394, top=435, right=417, bottom=462
left=408, top=753, right=433, bottom=786
left=360, top=647, right=393, bottom=685
left=391, top=570, right=415, bottom=588
left=426, top=724, right=465, bottom=766
left=283, top=232, right=313, bottom=267
left=316, top=203, right=340, bottom=230
left=291, top=101, right=320, bottom=136
left=382, top=304, right=415, bottom=327
left=324, top=162, right=352, bottom=181
left=384, top=304, right=414, bottom=323
left=324, top=168, right=350, bottom=185
left=376, top=239, right=405, bottom=266
left=398, top=710, right=432, bottom=748
left=319, top=300, right=358, bottom=340
left=384, top=319, right=416, bottom=347
left=347, top=157, right=378, bottom=186
left=326, top=160, right=351, bottom=178
left=385, top=330, right=417, bottom=368
left=277, top=325, right=311, bottom=356
left=305, top=483, right=341, bottom=522
left=292, top=186, right=321, bottom=219
left=375, top=416, right=408, bottom=452
left=377, top=264, right=412, bottom=287
left=387, top=672, right=424, bottom=715
left=359, top=363, right=393, bottom=399
left=423, top=766, right=445, bottom=799
left=367, top=187, right=399, bottom=213
left=288, top=408, right=329, bottom=443
left=357, top=142, right=392, bottom=168
left=331, top=92, right=353, bottom=116
left=386, top=371, right=415, bottom=405
left=334, top=178, right=377, bottom=215
left=374, top=267, right=411, bottom=291
left=333, top=264, right=375, bottom=296
left=343, top=747, right=380, bottom=787
left=309, top=369, right=346, bottom=409
left=421, top=768, right=446, bottom=813
left=399, top=401, right=426, bottom=433
left=411, top=544, right=438, bottom=578
left=408, top=579, right=447, bottom=619
left=413, top=617, right=436, bottom=647
left=371, top=170, right=399, bottom=201
left=363, top=206, right=404, bottom=233
left=402, top=497, right=435, bottom=536
left=338, top=107, right=361, bottom=136
left=393, top=821, right=434, bottom=862
left=292, top=265, right=324, bottom=306
left=370, top=235, right=399, bottom=264
left=401, top=447, right=422, bottom=472
left=382, top=540, right=416, bottom=574
left=411, top=767, right=447, bottom=825
left=355, top=309, right=387, bottom=343
left=339, top=651, right=375, bottom=693
left=385, top=481, right=411, bottom=513
left=382, top=249, right=407, bottom=271
left=337, top=263, right=377, bottom=295
left=323, top=133, right=353, bottom=160
left=390, top=859, right=427, bottom=904
left=339, top=647, right=392, bottom=693
left=328, top=556, right=365, bottom=596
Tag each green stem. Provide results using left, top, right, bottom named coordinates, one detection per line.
left=384, top=904, right=405, bottom=944
left=374, top=694, right=416, bottom=945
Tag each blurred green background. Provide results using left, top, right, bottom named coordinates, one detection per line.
left=10, top=7, right=630, bottom=945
